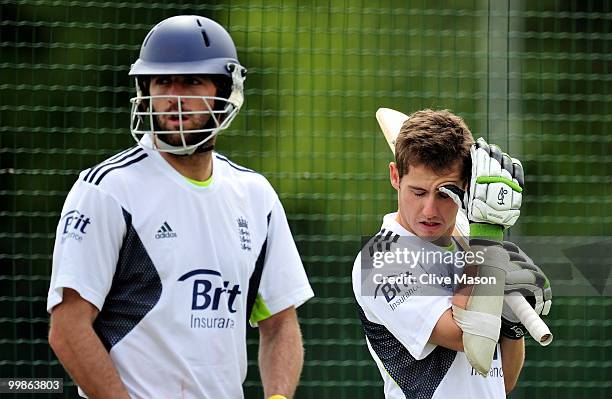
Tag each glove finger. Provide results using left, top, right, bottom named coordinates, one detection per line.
left=476, top=147, right=491, bottom=177
left=476, top=137, right=490, bottom=152
left=507, top=246, right=537, bottom=266
left=438, top=185, right=464, bottom=208
left=505, top=268, right=539, bottom=285
left=543, top=300, right=552, bottom=316
left=534, top=296, right=544, bottom=315
left=532, top=271, right=549, bottom=289
left=489, top=157, right=503, bottom=179
left=508, top=251, right=529, bottom=263
left=512, top=157, right=524, bottom=188
left=544, top=286, right=552, bottom=301
left=502, top=240, right=521, bottom=254
left=489, top=144, right=504, bottom=165
left=513, top=260, right=540, bottom=273
left=508, top=264, right=548, bottom=290
left=501, top=153, right=514, bottom=177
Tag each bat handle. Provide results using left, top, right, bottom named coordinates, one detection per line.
left=506, top=292, right=553, bottom=346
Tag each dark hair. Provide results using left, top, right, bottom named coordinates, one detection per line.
left=209, top=75, right=232, bottom=102
left=395, top=109, right=474, bottom=184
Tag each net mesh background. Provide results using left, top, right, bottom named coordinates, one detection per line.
left=0, top=0, right=610, bottom=398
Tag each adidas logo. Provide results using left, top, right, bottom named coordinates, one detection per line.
left=155, top=221, right=177, bottom=239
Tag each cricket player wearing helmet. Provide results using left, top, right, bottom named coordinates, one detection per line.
left=48, top=15, right=313, bottom=399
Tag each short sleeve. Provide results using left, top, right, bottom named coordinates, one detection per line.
left=249, top=197, right=314, bottom=326
left=47, top=179, right=126, bottom=313
left=352, top=253, right=452, bottom=360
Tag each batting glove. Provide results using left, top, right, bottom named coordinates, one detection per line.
left=468, top=138, right=524, bottom=228
left=439, top=138, right=524, bottom=230
left=500, top=241, right=553, bottom=339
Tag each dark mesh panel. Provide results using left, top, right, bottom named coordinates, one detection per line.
left=357, top=304, right=456, bottom=399
left=93, top=208, right=162, bottom=350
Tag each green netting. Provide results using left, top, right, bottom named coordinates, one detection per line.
left=1, top=0, right=610, bottom=398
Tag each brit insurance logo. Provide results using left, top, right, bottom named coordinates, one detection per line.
left=155, top=221, right=177, bottom=239
left=60, top=210, right=91, bottom=243
left=177, top=269, right=242, bottom=329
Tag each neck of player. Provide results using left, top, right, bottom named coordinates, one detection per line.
left=160, top=151, right=213, bottom=182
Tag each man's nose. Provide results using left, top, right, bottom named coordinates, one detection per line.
left=422, top=195, right=438, bottom=218
left=166, top=81, right=186, bottom=98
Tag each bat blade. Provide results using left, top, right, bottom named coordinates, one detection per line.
left=375, top=108, right=409, bottom=155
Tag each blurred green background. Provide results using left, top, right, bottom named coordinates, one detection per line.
left=1, top=0, right=610, bottom=398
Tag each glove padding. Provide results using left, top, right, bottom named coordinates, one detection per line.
left=439, top=138, right=524, bottom=229
left=469, top=138, right=524, bottom=228
left=501, top=241, right=552, bottom=318
left=500, top=241, right=552, bottom=340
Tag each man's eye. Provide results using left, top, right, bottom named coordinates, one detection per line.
left=438, top=191, right=450, bottom=199
left=413, top=192, right=426, bottom=197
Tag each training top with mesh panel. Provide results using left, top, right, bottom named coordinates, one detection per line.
left=352, top=212, right=505, bottom=399
left=47, top=137, right=314, bottom=399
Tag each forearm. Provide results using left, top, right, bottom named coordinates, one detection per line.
left=258, top=310, right=304, bottom=398
left=500, top=336, right=525, bottom=394
left=430, top=266, right=477, bottom=350
left=429, top=308, right=464, bottom=351
left=50, top=313, right=129, bottom=398
left=451, top=263, right=477, bottom=310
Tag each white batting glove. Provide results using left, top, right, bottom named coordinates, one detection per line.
left=467, top=138, right=524, bottom=228
left=438, top=139, right=524, bottom=231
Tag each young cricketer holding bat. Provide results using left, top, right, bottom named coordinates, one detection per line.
left=352, top=109, right=552, bottom=398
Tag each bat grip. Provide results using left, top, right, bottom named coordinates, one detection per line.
left=506, top=292, right=553, bottom=346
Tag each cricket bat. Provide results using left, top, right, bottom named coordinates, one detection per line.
left=375, top=107, right=552, bottom=346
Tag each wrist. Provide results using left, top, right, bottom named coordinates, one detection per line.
left=500, top=317, right=526, bottom=340
left=469, top=222, right=504, bottom=242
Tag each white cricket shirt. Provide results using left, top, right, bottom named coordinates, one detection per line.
left=352, top=212, right=505, bottom=399
left=47, top=139, right=314, bottom=398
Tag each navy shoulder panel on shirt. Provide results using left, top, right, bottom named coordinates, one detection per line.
left=214, top=153, right=277, bottom=201
left=367, top=228, right=401, bottom=257
left=82, top=146, right=148, bottom=186
left=214, top=153, right=256, bottom=174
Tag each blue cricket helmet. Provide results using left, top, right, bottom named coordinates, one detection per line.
left=129, top=15, right=247, bottom=155
left=129, top=15, right=240, bottom=77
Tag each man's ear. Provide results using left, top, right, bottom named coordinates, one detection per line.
left=389, top=162, right=400, bottom=190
